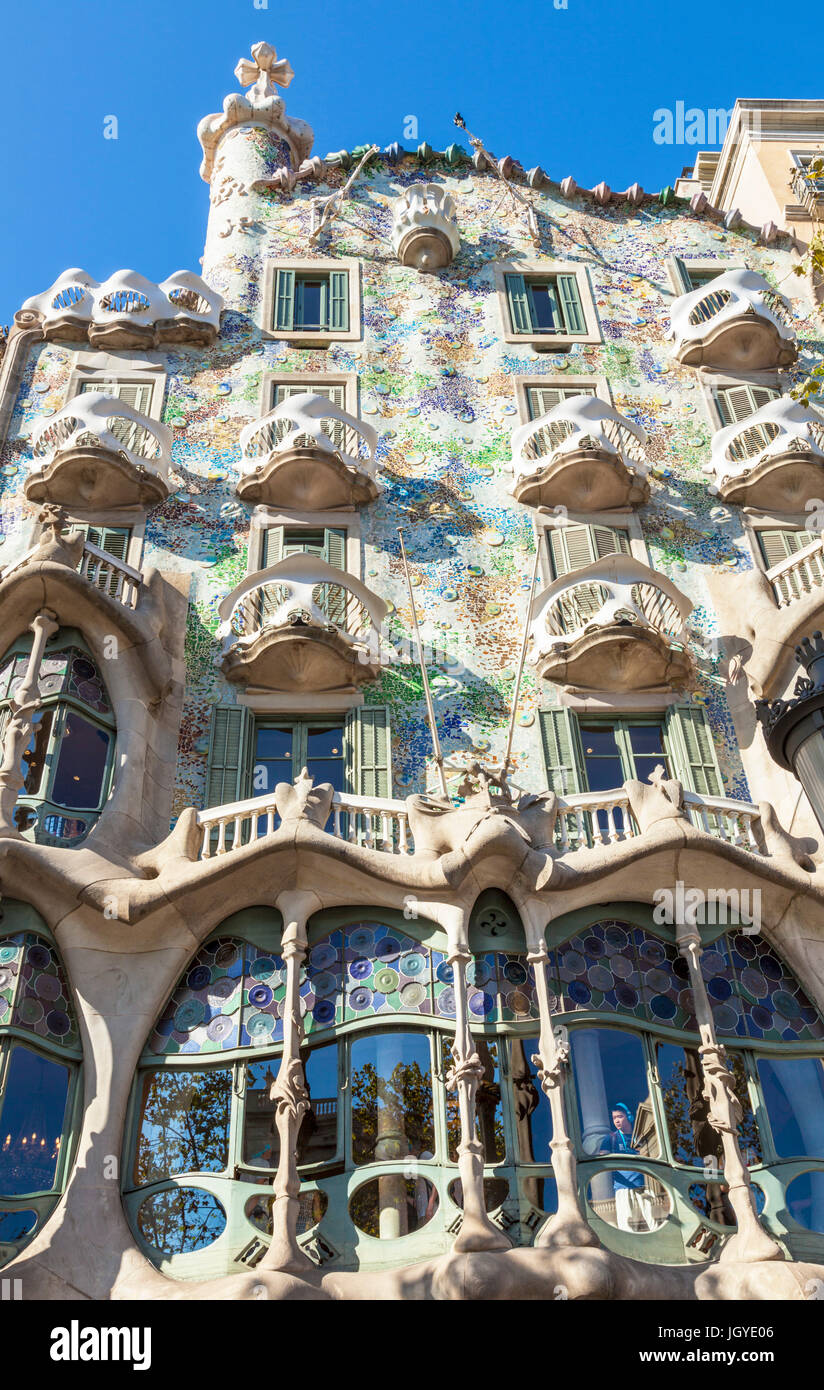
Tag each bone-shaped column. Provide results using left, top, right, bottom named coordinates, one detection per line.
left=676, top=916, right=783, bottom=1263
left=0, top=609, right=59, bottom=829
left=258, top=890, right=320, bottom=1273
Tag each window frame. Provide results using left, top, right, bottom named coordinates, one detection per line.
left=261, top=258, right=362, bottom=346
left=514, top=375, right=612, bottom=428
left=66, top=354, right=166, bottom=422
left=495, top=260, right=601, bottom=350
left=666, top=256, right=745, bottom=296
left=698, top=369, right=785, bottom=433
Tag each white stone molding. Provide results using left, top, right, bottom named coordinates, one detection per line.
left=706, top=395, right=824, bottom=510
left=668, top=269, right=797, bottom=370
left=237, top=392, right=379, bottom=509
left=217, top=552, right=387, bottom=691
left=528, top=554, right=694, bottom=692
left=391, top=183, right=461, bottom=272
left=28, top=391, right=173, bottom=509
left=21, top=269, right=222, bottom=348
left=510, top=394, right=650, bottom=510
left=197, top=41, right=314, bottom=184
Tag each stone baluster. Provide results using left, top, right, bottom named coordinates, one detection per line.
left=258, top=890, right=320, bottom=1273
left=676, top=915, right=783, bottom=1263
left=445, top=908, right=510, bottom=1252
left=0, top=609, right=59, bottom=829
left=527, top=919, right=600, bottom=1250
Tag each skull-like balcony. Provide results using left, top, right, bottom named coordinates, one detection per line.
left=705, top=396, right=824, bottom=511
left=391, top=183, right=461, bottom=272
left=19, top=268, right=223, bottom=348
left=529, top=555, right=694, bottom=693
left=217, top=553, right=388, bottom=692
left=668, top=269, right=796, bottom=370
left=27, top=392, right=172, bottom=509
left=236, top=393, right=379, bottom=509
left=510, top=395, right=650, bottom=511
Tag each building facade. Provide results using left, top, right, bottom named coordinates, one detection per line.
left=0, top=43, right=824, bottom=1301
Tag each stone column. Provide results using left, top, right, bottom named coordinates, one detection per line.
left=258, top=890, right=320, bottom=1274
left=0, top=609, right=59, bottom=829
left=375, top=1032, right=409, bottom=1239
left=529, top=939, right=600, bottom=1249
left=677, top=916, right=783, bottom=1263
left=446, top=918, right=510, bottom=1252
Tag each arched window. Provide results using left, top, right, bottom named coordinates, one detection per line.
left=126, top=902, right=824, bottom=1275
left=0, top=628, right=115, bottom=846
left=0, top=903, right=82, bottom=1266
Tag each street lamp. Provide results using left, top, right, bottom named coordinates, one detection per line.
left=756, top=631, right=824, bottom=833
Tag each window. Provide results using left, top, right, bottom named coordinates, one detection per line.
left=506, top=272, right=586, bottom=337
left=0, top=632, right=116, bottom=846
left=264, top=260, right=360, bottom=343
left=204, top=706, right=390, bottom=813
left=540, top=705, right=722, bottom=799
left=715, top=383, right=780, bottom=426
left=0, top=921, right=81, bottom=1267
left=756, top=528, right=809, bottom=571
left=792, top=151, right=824, bottom=195
left=271, top=381, right=347, bottom=451
left=525, top=383, right=597, bottom=420
left=260, top=525, right=346, bottom=572
left=546, top=522, right=630, bottom=580
left=79, top=380, right=153, bottom=413
left=127, top=912, right=824, bottom=1271
left=670, top=259, right=744, bottom=295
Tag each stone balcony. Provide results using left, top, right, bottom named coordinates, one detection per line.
left=27, top=392, right=173, bottom=509
left=705, top=396, right=824, bottom=511
left=217, top=553, right=387, bottom=691
left=528, top=555, right=694, bottom=693
left=668, top=269, right=797, bottom=370
left=391, top=183, right=460, bottom=272
left=509, top=395, right=650, bottom=511
left=235, top=393, right=379, bottom=509
left=19, top=268, right=222, bottom=348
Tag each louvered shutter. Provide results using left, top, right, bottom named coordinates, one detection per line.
left=548, top=524, right=629, bottom=578
left=539, top=708, right=585, bottom=796
left=205, top=706, right=252, bottom=807
left=261, top=526, right=283, bottom=569
left=345, top=706, right=391, bottom=797
left=505, top=274, right=532, bottom=334
left=274, top=382, right=347, bottom=450
left=328, top=271, right=349, bottom=332
left=84, top=525, right=130, bottom=561
left=757, top=528, right=806, bottom=570
left=716, top=384, right=779, bottom=425
left=556, top=274, right=586, bottom=334
left=274, top=269, right=295, bottom=331
left=665, top=705, right=722, bottom=797
left=80, top=380, right=153, bottom=413
left=526, top=384, right=596, bottom=419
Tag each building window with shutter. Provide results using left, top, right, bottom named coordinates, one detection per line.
left=545, top=522, right=631, bottom=580
left=714, top=382, right=780, bottom=427
left=264, top=260, right=361, bottom=343
left=496, top=262, right=599, bottom=349
left=269, top=380, right=350, bottom=452
left=525, top=382, right=598, bottom=420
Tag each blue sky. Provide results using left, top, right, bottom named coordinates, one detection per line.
left=0, top=0, right=820, bottom=320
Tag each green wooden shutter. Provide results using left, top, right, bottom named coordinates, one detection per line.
left=556, top=274, right=586, bottom=335
left=274, top=269, right=295, bottom=331
left=539, top=708, right=585, bottom=796
left=665, top=705, right=722, bottom=797
left=548, top=524, right=629, bottom=579
left=346, top=706, right=391, bottom=797
left=716, top=384, right=780, bottom=426
left=505, top=274, right=532, bottom=334
left=205, top=706, right=252, bottom=807
left=324, top=528, right=346, bottom=570
left=261, top=526, right=283, bottom=569
left=83, top=525, right=131, bottom=561
left=757, top=528, right=807, bottom=570
left=80, top=380, right=153, bottom=413
left=526, top=384, right=595, bottom=418
left=672, top=258, right=694, bottom=294
left=328, top=271, right=349, bottom=332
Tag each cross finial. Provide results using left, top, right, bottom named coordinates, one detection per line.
left=648, top=763, right=668, bottom=788
left=234, top=42, right=295, bottom=101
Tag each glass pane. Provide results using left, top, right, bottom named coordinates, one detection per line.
left=242, top=1060, right=281, bottom=1169
left=786, top=1171, right=824, bottom=1233
left=137, top=1187, right=226, bottom=1255
left=446, top=1035, right=505, bottom=1163
left=510, top=1035, right=553, bottom=1163
left=134, top=1068, right=231, bottom=1184
left=297, top=1042, right=338, bottom=1165
left=297, top=280, right=323, bottom=329
left=530, top=284, right=557, bottom=331
left=628, top=725, right=666, bottom=757
left=587, top=1170, right=670, bottom=1231
left=245, top=1186, right=328, bottom=1235
left=50, top=713, right=111, bottom=809
left=757, top=1057, right=824, bottom=1159
left=22, top=709, right=53, bottom=795
left=448, top=1176, right=508, bottom=1210
left=305, top=727, right=344, bottom=759
left=571, top=1028, right=660, bottom=1161
left=0, top=1045, right=70, bottom=1195
left=351, top=1031, right=434, bottom=1166
left=255, top=726, right=293, bottom=760
left=349, top=1175, right=438, bottom=1238
left=659, top=1043, right=760, bottom=1176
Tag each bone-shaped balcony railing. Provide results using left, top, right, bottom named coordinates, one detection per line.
left=237, top=392, right=378, bottom=479
left=30, top=392, right=172, bottom=483
left=668, top=269, right=795, bottom=355
left=767, top=536, right=824, bottom=608
left=706, top=396, right=824, bottom=490
left=217, top=552, right=387, bottom=649
left=510, top=394, right=648, bottom=483
left=20, top=268, right=222, bottom=341
left=1, top=535, right=143, bottom=610
left=529, top=554, right=692, bottom=658
left=195, top=785, right=764, bottom=859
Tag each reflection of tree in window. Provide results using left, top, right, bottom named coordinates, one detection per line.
left=445, top=1036, right=505, bottom=1163
left=137, top=1187, right=226, bottom=1257
left=135, top=1069, right=231, bottom=1184
left=351, top=1032, right=434, bottom=1240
